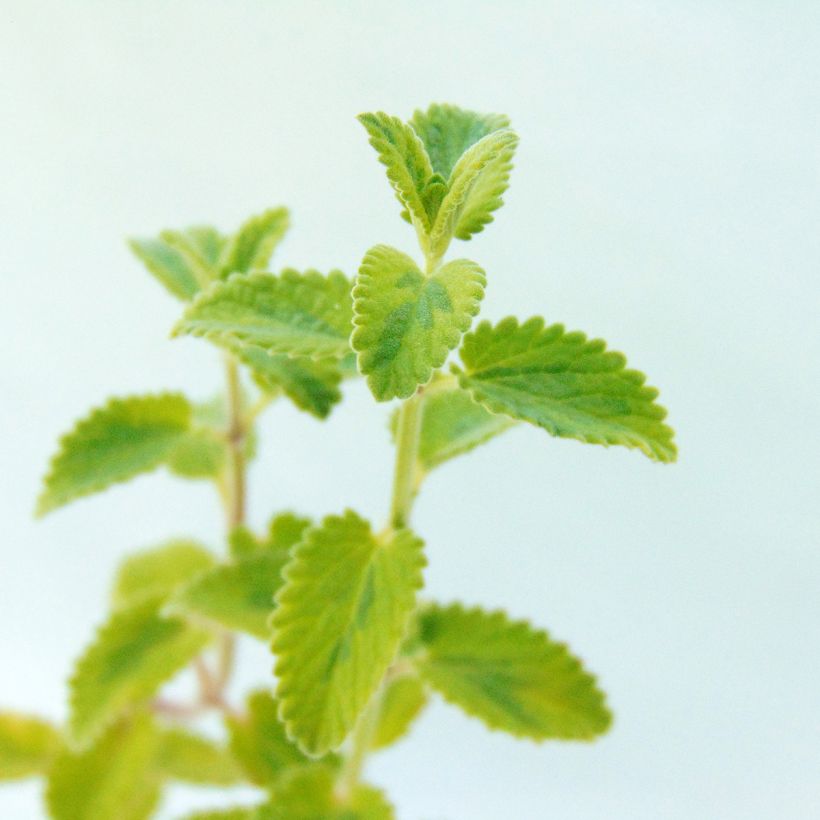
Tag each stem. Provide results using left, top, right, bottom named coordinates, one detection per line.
left=389, top=390, right=423, bottom=530
left=336, top=683, right=386, bottom=800
left=224, top=354, right=246, bottom=529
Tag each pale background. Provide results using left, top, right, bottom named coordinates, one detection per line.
left=1, top=2, right=818, bottom=818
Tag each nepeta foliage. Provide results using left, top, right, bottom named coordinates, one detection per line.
left=5, top=103, right=677, bottom=818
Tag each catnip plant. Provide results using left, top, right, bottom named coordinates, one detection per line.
left=1, top=104, right=676, bottom=819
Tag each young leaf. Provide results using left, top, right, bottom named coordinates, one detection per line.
left=352, top=245, right=485, bottom=401
left=416, top=603, right=612, bottom=740
left=271, top=511, right=425, bottom=756
left=0, top=713, right=60, bottom=780
left=219, top=207, right=290, bottom=277
left=257, top=765, right=394, bottom=819
left=128, top=237, right=201, bottom=300
left=156, top=728, right=243, bottom=785
left=428, top=128, right=518, bottom=259
left=454, top=317, right=677, bottom=462
left=358, top=112, right=434, bottom=231
left=167, top=428, right=226, bottom=479
left=225, top=690, right=309, bottom=786
left=173, top=269, right=354, bottom=360
left=266, top=511, right=313, bottom=552
left=161, top=227, right=225, bottom=287
left=370, top=674, right=428, bottom=751
left=68, top=597, right=210, bottom=746
left=410, top=103, right=510, bottom=180
left=46, top=715, right=161, bottom=820
left=178, top=810, right=257, bottom=820
left=111, top=540, right=215, bottom=609
left=37, top=393, right=192, bottom=516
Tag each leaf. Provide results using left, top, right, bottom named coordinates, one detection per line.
left=174, top=269, right=354, bottom=360
left=236, top=344, right=343, bottom=420
left=454, top=317, right=677, bottom=462
left=166, top=427, right=226, bottom=478
left=370, top=674, right=427, bottom=751
left=352, top=245, right=485, bottom=401
left=111, top=540, right=215, bottom=609
left=358, top=111, right=434, bottom=231
left=0, top=713, right=60, bottom=780
left=428, top=128, right=518, bottom=259
left=271, top=511, right=425, bottom=756
left=156, top=728, right=243, bottom=785
left=410, top=103, right=510, bottom=180
left=178, top=810, right=257, bottom=820
left=257, top=765, right=394, bottom=819
left=220, top=207, right=290, bottom=277
left=128, top=237, right=201, bottom=300
left=416, top=603, right=612, bottom=740
left=225, top=690, right=309, bottom=786
left=37, top=393, right=192, bottom=516
left=46, top=715, right=161, bottom=820
left=266, top=511, right=313, bottom=552
left=161, top=227, right=225, bottom=286
left=68, top=597, right=210, bottom=746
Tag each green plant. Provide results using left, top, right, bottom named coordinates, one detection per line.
left=2, top=103, right=676, bottom=818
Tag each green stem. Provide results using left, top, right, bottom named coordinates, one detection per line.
left=336, top=684, right=385, bottom=800
left=224, top=354, right=246, bottom=529
left=389, top=390, right=423, bottom=530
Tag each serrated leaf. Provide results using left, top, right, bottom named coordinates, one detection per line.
left=266, top=511, right=312, bottom=552
left=225, top=690, right=309, bottom=786
left=0, top=713, right=60, bottom=780
left=37, top=393, right=192, bottom=516
left=174, top=269, right=354, bottom=360
left=410, top=103, right=510, bottom=181
left=111, top=540, right=215, bottom=609
left=46, top=715, right=161, bottom=820
left=358, top=111, right=434, bottom=231
left=156, top=728, right=243, bottom=785
left=128, top=237, right=201, bottom=300
left=257, top=765, right=394, bottom=820
left=69, top=598, right=210, bottom=746
left=454, top=317, right=677, bottom=462
left=370, top=674, right=427, bottom=751
left=220, top=207, right=290, bottom=277
left=271, top=510, right=425, bottom=756
left=178, top=810, right=257, bottom=820
left=428, top=128, right=518, bottom=259
left=352, top=245, right=485, bottom=401
left=416, top=603, right=612, bottom=740
left=161, top=227, right=226, bottom=287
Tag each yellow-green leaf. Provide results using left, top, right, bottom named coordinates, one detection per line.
left=128, top=236, right=202, bottom=300
left=370, top=675, right=427, bottom=751
left=219, top=207, right=290, bottom=278
left=0, top=712, right=60, bottom=781
left=156, top=727, right=243, bottom=785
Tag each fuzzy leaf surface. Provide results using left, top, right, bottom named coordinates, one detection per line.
left=156, top=728, right=243, bottom=785
left=370, top=675, right=428, bottom=751
left=455, top=317, right=677, bottom=462
left=174, top=270, right=354, bottom=360
left=416, top=603, right=611, bottom=740
left=352, top=245, right=485, bottom=401
left=0, top=713, right=60, bottom=780
left=271, top=511, right=425, bottom=756
left=37, top=393, right=192, bottom=515
left=69, top=598, right=210, bottom=746
left=219, top=207, right=289, bottom=277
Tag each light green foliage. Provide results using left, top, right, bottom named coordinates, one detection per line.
left=174, top=269, right=354, bottom=360
left=179, top=810, right=256, bottom=820
left=370, top=674, right=428, bottom=751
left=352, top=245, right=485, bottom=400
left=156, top=728, right=243, bottom=785
left=68, top=597, right=210, bottom=746
left=271, top=511, right=425, bottom=756
left=257, top=765, right=394, bottom=819
left=47, top=715, right=161, bottom=820
left=219, top=207, right=290, bottom=278
left=225, top=690, right=309, bottom=785
left=129, top=235, right=204, bottom=300
left=167, top=427, right=226, bottom=478
left=455, top=317, right=677, bottom=462
left=0, top=713, right=60, bottom=780
left=416, top=603, right=611, bottom=740
left=37, top=394, right=192, bottom=515
left=161, top=227, right=227, bottom=287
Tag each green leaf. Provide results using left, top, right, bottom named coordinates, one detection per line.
left=352, top=245, right=485, bottom=401
left=178, top=810, right=257, bottom=820
left=156, top=727, right=243, bottom=785
left=166, top=427, right=226, bottom=479
left=416, top=603, right=612, bottom=740
left=225, top=690, right=309, bottom=786
left=428, top=128, right=518, bottom=259
left=111, top=540, right=215, bottom=609
left=37, top=393, right=192, bottom=516
left=128, top=237, right=201, bottom=300
left=410, top=103, right=510, bottom=180
left=271, top=511, right=425, bottom=756
left=68, top=597, right=210, bottom=746
left=46, top=715, right=161, bottom=820
left=174, top=269, right=354, bottom=360
left=454, top=317, right=677, bottom=462
left=220, top=207, right=290, bottom=277
left=358, top=111, right=434, bottom=231
left=236, top=344, right=343, bottom=420
left=266, top=511, right=313, bottom=552
left=257, top=765, right=394, bottom=819
left=370, top=674, right=427, bottom=751
left=161, top=227, right=226, bottom=287
left=0, top=713, right=60, bottom=780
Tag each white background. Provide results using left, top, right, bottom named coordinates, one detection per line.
left=1, top=2, right=818, bottom=818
